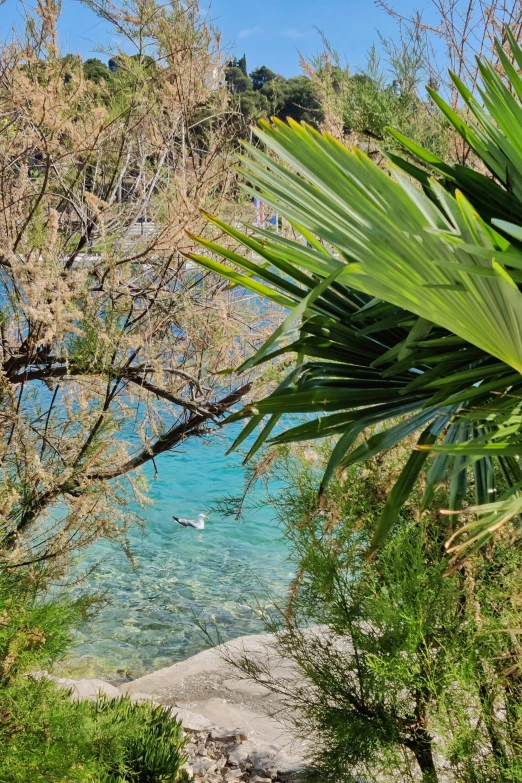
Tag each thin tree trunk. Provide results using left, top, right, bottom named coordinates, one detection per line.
left=405, top=698, right=438, bottom=783
left=409, top=731, right=438, bottom=783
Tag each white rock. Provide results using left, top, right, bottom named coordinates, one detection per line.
left=227, top=745, right=250, bottom=766
left=170, top=707, right=216, bottom=732
left=197, top=743, right=207, bottom=756
left=192, top=758, right=215, bottom=772
left=224, top=769, right=244, bottom=781
left=226, top=740, right=278, bottom=769
left=211, top=727, right=248, bottom=743
left=40, top=675, right=120, bottom=702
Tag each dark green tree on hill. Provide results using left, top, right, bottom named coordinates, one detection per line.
left=224, top=54, right=323, bottom=129
left=276, top=74, right=323, bottom=125
left=83, top=57, right=112, bottom=83
left=226, top=54, right=249, bottom=80
left=250, top=65, right=277, bottom=90
left=225, top=66, right=253, bottom=93
left=238, top=90, right=271, bottom=125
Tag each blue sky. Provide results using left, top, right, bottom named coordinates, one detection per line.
left=209, top=0, right=425, bottom=76
left=0, top=0, right=427, bottom=76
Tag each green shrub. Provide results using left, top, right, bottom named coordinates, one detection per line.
left=231, top=444, right=522, bottom=783
left=0, top=569, right=188, bottom=782
left=0, top=682, right=188, bottom=783
left=93, top=696, right=188, bottom=783
left=0, top=569, right=89, bottom=684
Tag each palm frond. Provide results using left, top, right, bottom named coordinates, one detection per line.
left=188, top=28, right=522, bottom=559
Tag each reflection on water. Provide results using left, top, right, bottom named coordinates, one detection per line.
left=68, top=431, right=292, bottom=676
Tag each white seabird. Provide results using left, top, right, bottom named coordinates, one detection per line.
left=173, top=513, right=208, bottom=530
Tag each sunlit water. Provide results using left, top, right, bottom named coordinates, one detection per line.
left=68, top=430, right=292, bottom=677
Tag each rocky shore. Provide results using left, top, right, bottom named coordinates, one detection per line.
left=176, top=720, right=301, bottom=783
left=44, top=632, right=307, bottom=783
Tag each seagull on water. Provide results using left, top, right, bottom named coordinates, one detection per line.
left=173, top=513, right=208, bottom=530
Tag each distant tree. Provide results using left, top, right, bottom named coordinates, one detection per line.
left=350, top=72, right=372, bottom=86
left=226, top=60, right=321, bottom=127
left=60, top=53, right=81, bottom=84
left=129, top=53, right=156, bottom=69
left=238, top=90, right=270, bottom=123
left=227, top=54, right=248, bottom=76
left=276, top=75, right=323, bottom=127
left=259, top=74, right=288, bottom=113
left=83, top=57, right=112, bottom=83
left=250, top=65, right=277, bottom=90
left=225, top=65, right=253, bottom=93
left=237, top=53, right=248, bottom=76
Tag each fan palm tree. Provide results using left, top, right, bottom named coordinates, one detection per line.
left=188, top=29, right=522, bottom=564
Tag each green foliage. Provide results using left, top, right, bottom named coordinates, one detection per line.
left=189, top=29, right=522, bottom=561
left=250, top=65, right=277, bottom=91
left=225, top=66, right=253, bottom=94
left=0, top=568, right=91, bottom=781
left=84, top=58, right=112, bottom=84
left=228, top=55, right=248, bottom=77
left=91, top=696, right=188, bottom=783
left=225, top=59, right=323, bottom=128
left=276, top=75, right=323, bottom=126
left=258, top=75, right=288, bottom=113
left=1, top=677, right=99, bottom=783
left=309, top=36, right=449, bottom=157
left=1, top=684, right=188, bottom=783
left=237, top=54, right=248, bottom=76
left=240, top=446, right=522, bottom=782
left=238, top=90, right=271, bottom=123
left=129, top=54, right=156, bottom=70
left=0, top=570, right=89, bottom=685
left=0, top=570, right=187, bottom=782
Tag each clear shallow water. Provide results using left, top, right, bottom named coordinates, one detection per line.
left=68, top=430, right=292, bottom=676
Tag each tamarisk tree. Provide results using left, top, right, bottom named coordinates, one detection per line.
left=0, top=0, right=262, bottom=571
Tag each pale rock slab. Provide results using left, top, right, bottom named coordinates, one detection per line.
left=211, top=727, right=249, bottom=743
left=170, top=707, right=216, bottom=732
left=33, top=672, right=120, bottom=702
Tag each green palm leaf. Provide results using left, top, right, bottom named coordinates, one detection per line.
left=187, top=28, right=522, bottom=558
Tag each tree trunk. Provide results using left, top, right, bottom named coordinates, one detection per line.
left=408, top=729, right=439, bottom=783
left=405, top=697, right=439, bottom=783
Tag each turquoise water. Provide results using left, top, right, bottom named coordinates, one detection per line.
left=70, top=430, right=292, bottom=676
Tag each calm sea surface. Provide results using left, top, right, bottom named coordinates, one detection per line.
left=69, top=429, right=292, bottom=676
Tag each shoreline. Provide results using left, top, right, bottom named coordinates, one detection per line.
left=48, top=631, right=308, bottom=783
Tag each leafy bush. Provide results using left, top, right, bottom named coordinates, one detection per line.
left=308, top=38, right=450, bottom=158
left=229, top=444, right=522, bottom=782
left=1, top=683, right=188, bottom=783
left=93, top=696, right=188, bottom=783
left=0, top=569, right=89, bottom=684
left=0, top=569, right=188, bottom=782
